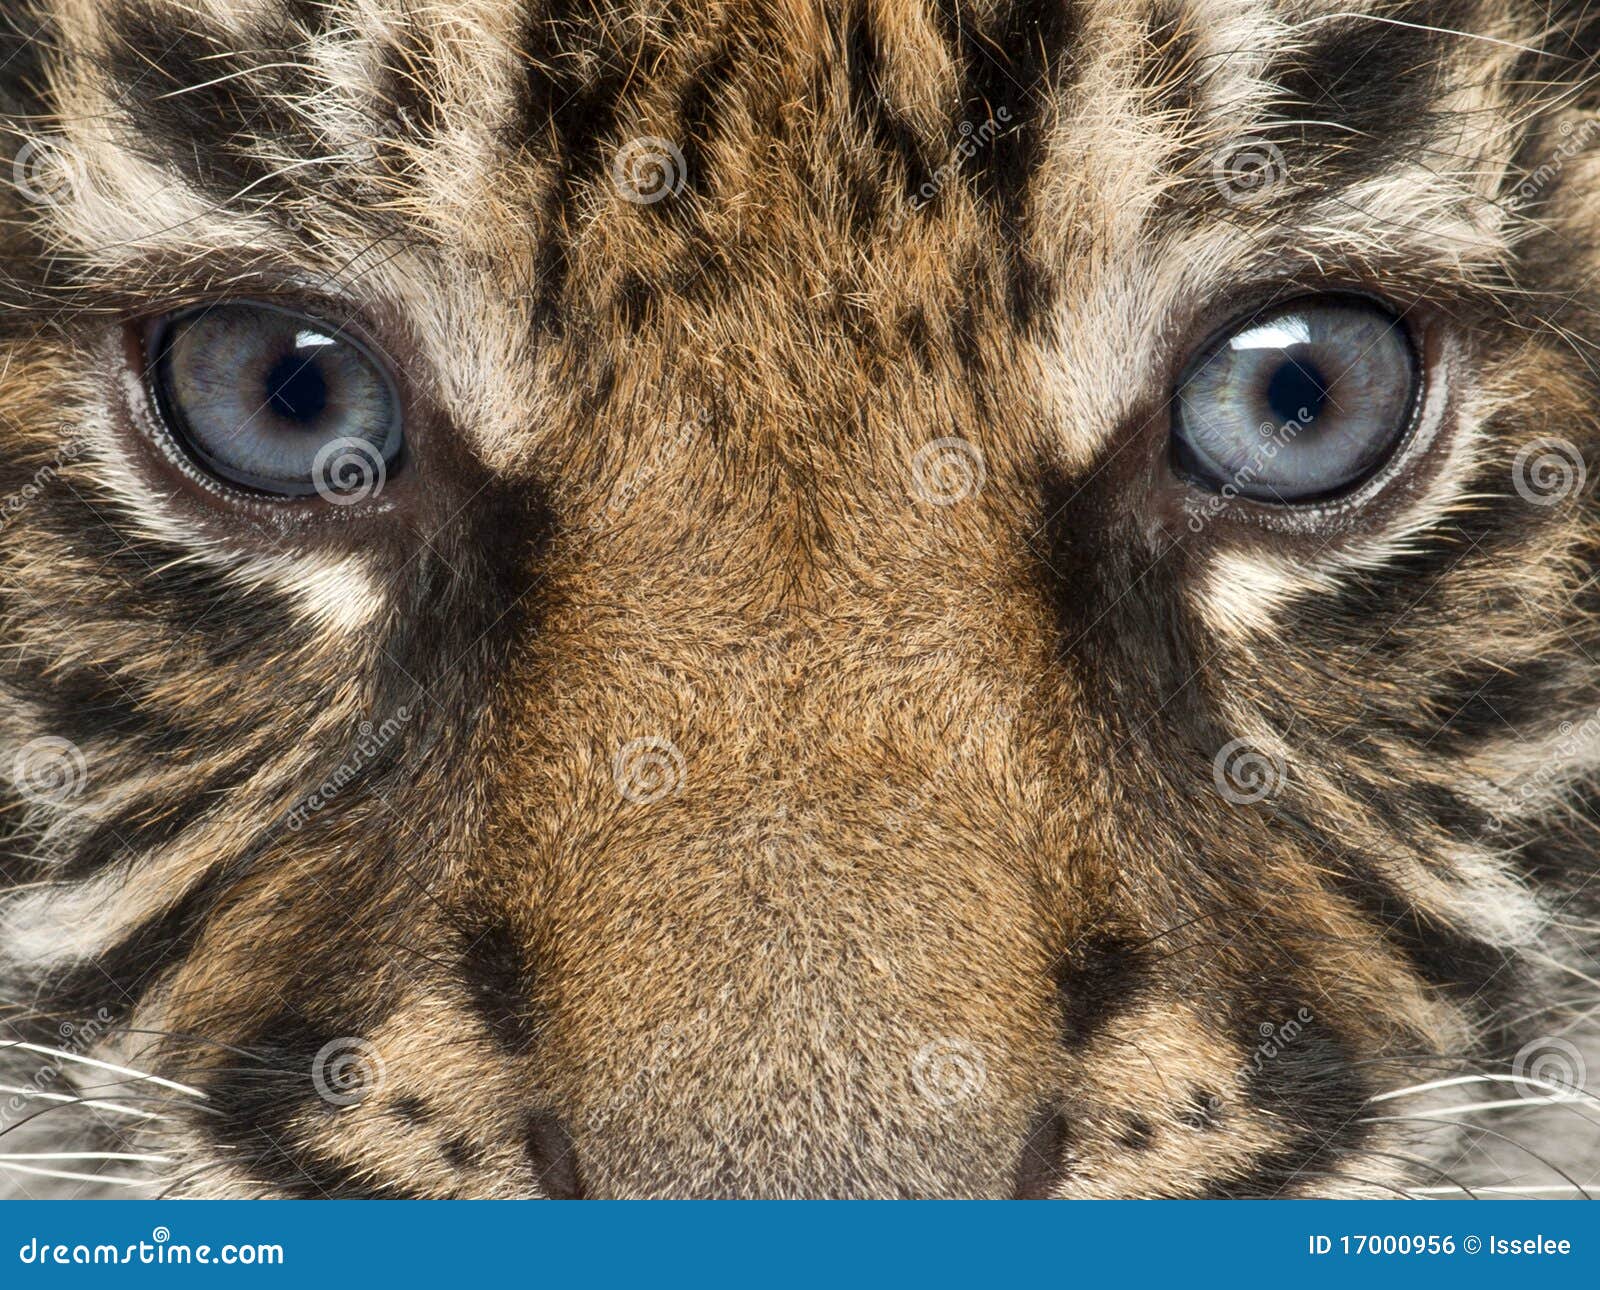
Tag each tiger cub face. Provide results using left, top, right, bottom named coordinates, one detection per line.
left=0, top=0, right=1596, bottom=1198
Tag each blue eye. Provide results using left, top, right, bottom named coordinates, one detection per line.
left=1171, top=296, right=1418, bottom=502
left=150, top=303, right=402, bottom=498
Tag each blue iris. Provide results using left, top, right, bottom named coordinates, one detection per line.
left=150, top=303, right=402, bottom=497
left=1171, top=297, right=1417, bottom=502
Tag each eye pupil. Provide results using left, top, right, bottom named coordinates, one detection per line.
left=1266, top=358, right=1329, bottom=426
left=265, top=354, right=328, bottom=425
left=1171, top=296, right=1417, bottom=503
left=149, top=303, right=402, bottom=498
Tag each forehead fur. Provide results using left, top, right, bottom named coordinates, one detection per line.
left=0, top=0, right=1597, bottom=1198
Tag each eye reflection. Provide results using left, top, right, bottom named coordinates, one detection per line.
left=148, top=303, right=403, bottom=498
left=1171, top=296, right=1419, bottom=503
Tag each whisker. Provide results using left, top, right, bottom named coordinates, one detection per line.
left=0, top=1160, right=160, bottom=1188
left=0, top=1152, right=171, bottom=1163
left=0, top=1042, right=205, bottom=1098
left=1412, top=1184, right=1597, bottom=1197
left=0, top=1084, right=169, bottom=1122
left=1369, top=1074, right=1600, bottom=1107
left=1365, top=1115, right=1594, bottom=1199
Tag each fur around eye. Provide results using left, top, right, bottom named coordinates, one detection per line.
left=1170, top=296, right=1419, bottom=503
left=147, top=303, right=403, bottom=499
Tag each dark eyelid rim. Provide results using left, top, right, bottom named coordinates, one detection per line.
left=142, top=299, right=406, bottom=501
left=1168, top=292, right=1423, bottom=505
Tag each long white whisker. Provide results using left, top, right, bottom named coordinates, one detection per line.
left=1369, top=1074, right=1600, bottom=1105
left=1412, top=1185, right=1597, bottom=1196
left=1376, top=1096, right=1586, bottom=1117
left=0, top=1161, right=158, bottom=1188
left=0, top=1153, right=171, bottom=1164
left=0, top=1084, right=169, bottom=1122
left=0, top=1042, right=205, bottom=1098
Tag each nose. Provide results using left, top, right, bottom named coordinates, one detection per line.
left=521, top=1096, right=1074, bottom=1199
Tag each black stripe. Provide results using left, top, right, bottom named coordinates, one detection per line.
left=1054, top=931, right=1150, bottom=1049
left=936, top=0, right=1079, bottom=218
left=845, top=9, right=935, bottom=205
left=1327, top=864, right=1512, bottom=1002
left=518, top=0, right=650, bottom=331
left=1260, top=1, right=1472, bottom=193
left=40, top=871, right=229, bottom=1020
left=677, top=37, right=737, bottom=202
left=101, top=2, right=327, bottom=210
left=935, top=0, right=1078, bottom=327
left=54, top=760, right=257, bottom=883
left=458, top=915, right=541, bottom=1056
left=0, top=2, right=53, bottom=117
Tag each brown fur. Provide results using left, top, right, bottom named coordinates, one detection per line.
left=0, top=0, right=1598, bottom=1197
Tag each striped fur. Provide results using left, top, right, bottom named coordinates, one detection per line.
left=0, top=0, right=1598, bottom=1197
